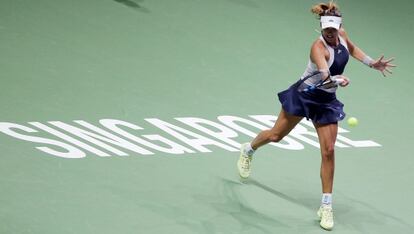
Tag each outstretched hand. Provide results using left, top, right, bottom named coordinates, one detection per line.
left=371, top=55, right=396, bottom=77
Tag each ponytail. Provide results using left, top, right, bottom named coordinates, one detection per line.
left=311, top=1, right=341, bottom=18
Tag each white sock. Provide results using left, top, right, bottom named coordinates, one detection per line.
left=321, top=193, right=332, bottom=207
left=243, top=143, right=255, bottom=157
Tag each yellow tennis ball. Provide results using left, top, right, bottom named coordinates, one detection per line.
left=347, top=117, right=358, bottom=127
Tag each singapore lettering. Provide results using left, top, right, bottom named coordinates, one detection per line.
left=0, top=115, right=380, bottom=159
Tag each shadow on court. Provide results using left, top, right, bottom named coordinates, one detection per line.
left=139, top=177, right=291, bottom=233
left=242, top=178, right=316, bottom=211
left=207, top=178, right=291, bottom=231
left=113, top=0, right=150, bottom=13
left=221, top=177, right=414, bottom=233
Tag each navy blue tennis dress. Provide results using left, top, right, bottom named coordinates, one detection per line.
left=278, top=35, right=349, bottom=124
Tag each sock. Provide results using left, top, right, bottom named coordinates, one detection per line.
left=243, top=143, right=255, bottom=157
left=321, top=193, right=332, bottom=207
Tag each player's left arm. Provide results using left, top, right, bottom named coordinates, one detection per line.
left=339, top=27, right=396, bottom=77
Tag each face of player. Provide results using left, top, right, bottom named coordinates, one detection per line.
left=322, top=27, right=339, bottom=46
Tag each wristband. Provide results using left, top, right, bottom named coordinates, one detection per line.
left=362, top=55, right=374, bottom=67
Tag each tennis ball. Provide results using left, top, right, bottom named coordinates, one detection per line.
left=347, top=117, right=358, bottom=127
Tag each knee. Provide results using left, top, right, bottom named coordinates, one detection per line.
left=268, top=132, right=283, bottom=143
left=321, top=145, right=335, bottom=160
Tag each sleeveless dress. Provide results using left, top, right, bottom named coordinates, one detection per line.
left=277, top=35, right=350, bottom=124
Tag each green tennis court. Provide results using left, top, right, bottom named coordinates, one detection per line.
left=1, top=0, right=413, bottom=233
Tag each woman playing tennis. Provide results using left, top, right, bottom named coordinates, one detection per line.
left=237, top=1, right=396, bottom=230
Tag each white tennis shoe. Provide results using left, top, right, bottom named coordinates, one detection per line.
left=317, top=205, right=334, bottom=230
left=237, top=144, right=252, bottom=178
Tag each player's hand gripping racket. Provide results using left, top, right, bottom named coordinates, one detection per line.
left=299, top=72, right=347, bottom=92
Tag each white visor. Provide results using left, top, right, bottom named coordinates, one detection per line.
left=320, top=16, right=342, bottom=29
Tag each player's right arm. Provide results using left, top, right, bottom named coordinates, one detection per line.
left=310, top=39, right=330, bottom=80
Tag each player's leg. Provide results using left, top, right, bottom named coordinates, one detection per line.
left=237, top=109, right=303, bottom=178
left=314, top=122, right=338, bottom=230
left=251, top=109, right=303, bottom=149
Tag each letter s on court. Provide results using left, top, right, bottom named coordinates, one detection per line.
left=0, top=122, right=85, bottom=158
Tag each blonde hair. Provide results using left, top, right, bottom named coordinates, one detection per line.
left=311, top=1, right=341, bottom=19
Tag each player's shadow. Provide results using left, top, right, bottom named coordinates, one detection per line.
left=113, top=0, right=150, bottom=13
left=238, top=178, right=330, bottom=226
left=243, top=178, right=316, bottom=211
left=194, top=177, right=291, bottom=232
left=254, top=179, right=413, bottom=229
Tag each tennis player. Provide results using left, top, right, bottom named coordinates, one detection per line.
left=237, top=1, right=396, bottom=230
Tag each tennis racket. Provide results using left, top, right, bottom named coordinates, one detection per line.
left=299, top=73, right=345, bottom=92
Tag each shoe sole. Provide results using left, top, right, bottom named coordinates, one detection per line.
left=320, top=224, right=333, bottom=231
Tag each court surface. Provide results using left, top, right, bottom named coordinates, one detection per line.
left=1, top=0, right=413, bottom=233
